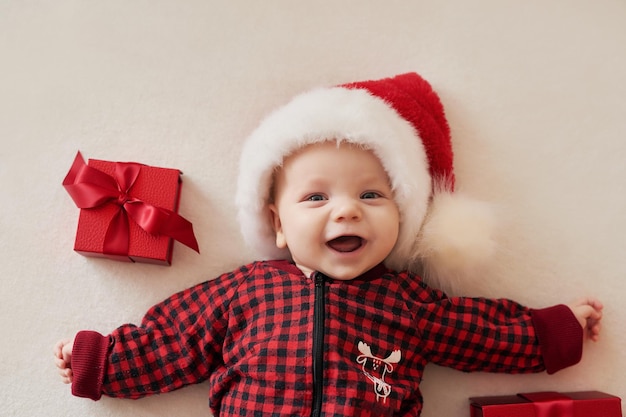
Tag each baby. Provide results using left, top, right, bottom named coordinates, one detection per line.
left=55, top=73, right=602, bottom=417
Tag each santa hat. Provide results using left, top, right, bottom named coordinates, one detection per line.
left=236, top=72, right=495, bottom=291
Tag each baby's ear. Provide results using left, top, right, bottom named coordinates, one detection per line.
left=268, top=205, right=287, bottom=249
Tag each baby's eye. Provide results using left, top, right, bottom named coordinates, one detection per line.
left=361, top=191, right=381, bottom=199
left=306, top=194, right=326, bottom=202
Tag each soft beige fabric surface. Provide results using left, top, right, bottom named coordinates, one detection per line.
left=1, top=1, right=624, bottom=416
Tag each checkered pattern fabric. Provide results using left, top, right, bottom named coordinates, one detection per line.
left=71, top=260, right=580, bottom=416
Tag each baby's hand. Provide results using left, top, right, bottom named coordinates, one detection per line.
left=54, top=338, right=75, bottom=384
left=568, top=297, right=603, bottom=342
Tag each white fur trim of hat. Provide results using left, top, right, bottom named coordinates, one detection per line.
left=236, top=72, right=495, bottom=291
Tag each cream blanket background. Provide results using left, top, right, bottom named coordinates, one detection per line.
left=1, top=2, right=624, bottom=416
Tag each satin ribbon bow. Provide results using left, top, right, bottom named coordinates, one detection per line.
left=63, top=152, right=199, bottom=257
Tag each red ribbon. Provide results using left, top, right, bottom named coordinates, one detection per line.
left=520, top=392, right=574, bottom=417
left=63, top=152, right=199, bottom=257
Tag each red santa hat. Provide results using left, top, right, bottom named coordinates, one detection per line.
left=236, top=72, right=495, bottom=290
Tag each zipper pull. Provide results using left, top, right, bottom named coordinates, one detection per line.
left=314, top=272, right=325, bottom=287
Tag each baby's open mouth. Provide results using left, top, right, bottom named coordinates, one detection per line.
left=326, top=236, right=364, bottom=253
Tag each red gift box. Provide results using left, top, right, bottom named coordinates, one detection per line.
left=470, top=391, right=622, bottom=417
left=63, top=152, right=199, bottom=265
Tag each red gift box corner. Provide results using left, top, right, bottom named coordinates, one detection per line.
left=470, top=391, right=622, bottom=417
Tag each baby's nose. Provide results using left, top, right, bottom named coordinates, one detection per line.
left=332, top=198, right=362, bottom=221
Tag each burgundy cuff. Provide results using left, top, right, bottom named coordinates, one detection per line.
left=531, top=304, right=582, bottom=374
left=71, top=330, right=111, bottom=401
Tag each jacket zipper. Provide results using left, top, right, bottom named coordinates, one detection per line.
left=311, top=272, right=325, bottom=417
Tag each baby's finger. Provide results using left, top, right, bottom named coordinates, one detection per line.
left=54, top=339, right=71, bottom=359
left=54, top=356, right=67, bottom=369
left=589, top=308, right=603, bottom=321
left=53, top=340, right=63, bottom=358
left=59, top=367, right=73, bottom=383
left=582, top=297, right=604, bottom=314
left=589, top=297, right=604, bottom=311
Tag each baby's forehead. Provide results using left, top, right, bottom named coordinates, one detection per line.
left=280, top=139, right=375, bottom=165
left=275, top=139, right=391, bottom=185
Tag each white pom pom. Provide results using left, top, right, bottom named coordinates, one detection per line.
left=413, top=191, right=496, bottom=294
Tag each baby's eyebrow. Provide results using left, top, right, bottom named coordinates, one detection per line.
left=299, top=177, right=330, bottom=187
left=359, top=175, right=393, bottom=187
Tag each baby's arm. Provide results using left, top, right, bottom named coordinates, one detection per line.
left=54, top=337, right=75, bottom=384
left=51, top=264, right=251, bottom=400
left=568, top=297, right=603, bottom=342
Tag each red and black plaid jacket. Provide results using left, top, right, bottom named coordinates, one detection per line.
left=70, top=260, right=582, bottom=416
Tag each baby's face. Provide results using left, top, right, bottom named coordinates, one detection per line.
left=269, top=141, right=400, bottom=280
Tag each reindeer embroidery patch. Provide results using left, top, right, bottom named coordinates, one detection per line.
left=356, top=341, right=402, bottom=403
